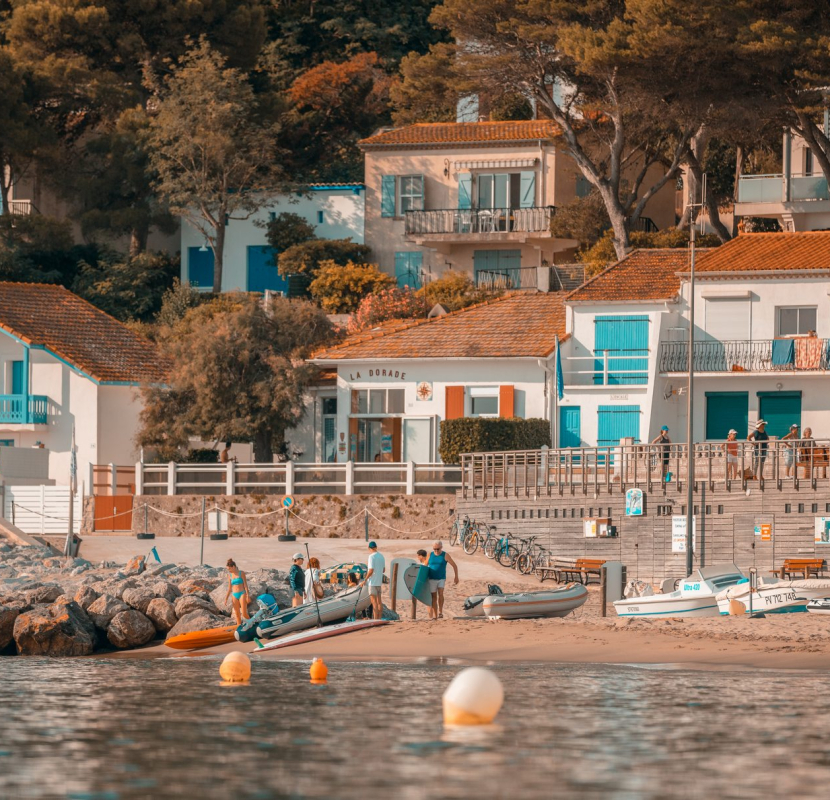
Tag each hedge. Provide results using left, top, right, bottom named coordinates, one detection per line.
left=439, top=418, right=551, bottom=464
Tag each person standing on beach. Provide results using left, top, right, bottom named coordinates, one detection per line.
left=304, top=556, right=322, bottom=604
left=289, top=553, right=305, bottom=607
left=428, top=540, right=459, bottom=620
left=224, top=559, right=250, bottom=626
left=362, top=541, right=385, bottom=619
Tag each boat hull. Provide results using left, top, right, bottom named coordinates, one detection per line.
left=717, top=580, right=830, bottom=615
left=256, top=586, right=371, bottom=639
left=806, top=598, right=830, bottom=615
left=482, top=585, right=588, bottom=619
left=613, top=596, right=721, bottom=618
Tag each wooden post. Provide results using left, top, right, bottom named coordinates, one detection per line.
left=600, top=567, right=607, bottom=618
left=390, top=562, right=399, bottom=613
left=411, top=597, right=417, bottom=620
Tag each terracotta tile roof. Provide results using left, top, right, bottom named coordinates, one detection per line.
left=566, top=249, right=700, bottom=303
left=313, top=293, right=568, bottom=361
left=359, top=120, right=560, bottom=148
left=694, top=231, right=830, bottom=273
left=0, top=283, right=168, bottom=384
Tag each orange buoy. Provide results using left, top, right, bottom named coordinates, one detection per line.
left=219, top=651, right=251, bottom=683
left=309, top=657, right=328, bottom=683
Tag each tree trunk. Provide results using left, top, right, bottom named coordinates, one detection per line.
left=129, top=224, right=148, bottom=258
left=598, top=184, right=632, bottom=261
left=681, top=139, right=731, bottom=243
left=212, top=214, right=226, bottom=292
left=795, top=112, right=830, bottom=189
left=252, top=428, right=273, bottom=463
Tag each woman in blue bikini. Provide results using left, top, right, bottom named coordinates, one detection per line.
left=224, top=559, right=250, bottom=626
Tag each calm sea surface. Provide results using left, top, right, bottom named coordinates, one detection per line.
left=1, top=657, right=829, bottom=800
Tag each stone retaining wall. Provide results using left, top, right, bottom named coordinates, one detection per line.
left=83, top=494, right=456, bottom=540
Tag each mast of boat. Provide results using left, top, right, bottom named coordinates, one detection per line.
left=305, top=542, right=324, bottom=628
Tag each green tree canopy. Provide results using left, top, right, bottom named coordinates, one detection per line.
left=278, top=238, right=372, bottom=279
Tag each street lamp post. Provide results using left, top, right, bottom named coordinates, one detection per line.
left=686, top=223, right=696, bottom=576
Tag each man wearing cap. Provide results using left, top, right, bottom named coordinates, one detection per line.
left=781, top=423, right=801, bottom=478
left=427, top=540, right=459, bottom=620
left=748, top=420, right=770, bottom=480
left=362, top=541, right=385, bottom=619
left=724, top=429, right=740, bottom=480
left=289, top=553, right=305, bottom=607
left=651, top=425, right=672, bottom=479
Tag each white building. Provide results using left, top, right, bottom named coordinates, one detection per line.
left=296, top=293, right=568, bottom=462
left=0, top=283, right=167, bottom=485
left=180, top=184, right=365, bottom=293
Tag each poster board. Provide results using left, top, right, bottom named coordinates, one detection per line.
left=815, top=518, right=830, bottom=545
left=671, top=516, right=696, bottom=553
left=625, top=488, right=644, bottom=516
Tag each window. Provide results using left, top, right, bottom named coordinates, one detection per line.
left=350, top=389, right=405, bottom=414
left=0, top=440, right=14, bottom=447
left=398, top=176, right=424, bottom=214
left=470, top=387, right=499, bottom=417
left=394, top=252, right=423, bottom=288
left=593, top=315, right=649, bottom=385
left=322, top=397, right=337, bottom=415
left=187, top=247, right=214, bottom=289
left=269, top=211, right=276, bottom=222
left=576, top=176, right=592, bottom=198
left=778, top=307, right=817, bottom=337
left=317, top=210, right=325, bottom=224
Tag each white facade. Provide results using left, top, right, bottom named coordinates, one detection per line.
left=180, top=186, right=365, bottom=293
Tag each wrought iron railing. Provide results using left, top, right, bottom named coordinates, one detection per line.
left=405, top=206, right=555, bottom=236
left=659, top=339, right=830, bottom=373
left=475, top=266, right=546, bottom=290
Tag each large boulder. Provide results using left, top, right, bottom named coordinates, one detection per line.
left=13, top=600, right=95, bottom=656
left=24, top=584, right=64, bottom=605
left=107, top=610, right=156, bottom=649
left=73, top=585, right=100, bottom=611
left=177, top=577, right=220, bottom=595
left=174, top=594, right=220, bottom=618
left=122, top=587, right=156, bottom=614
left=96, top=577, right=138, bottom=600
left=150, top=581, right=180, bottom=603
left=166, top=609, right=230, bottom=640
left=123, top=555, right=146, bottom=576
left=86, top=594, right=129, bottom=629
left=145, top=563, right=176, bottom=578
left=0, top=605, right=20, bottom=650
left=145, top=598, right=178, bottom=633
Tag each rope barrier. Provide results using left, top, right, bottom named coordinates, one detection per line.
left=366, top=509, right=456, bottom=535
left=287, top=507, right=367, bottom=529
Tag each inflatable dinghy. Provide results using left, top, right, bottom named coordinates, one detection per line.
left=482, top=583, right=588, bottom=619
left=256, top=585, right=371, bottom=639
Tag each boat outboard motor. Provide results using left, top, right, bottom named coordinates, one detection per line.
left=487, top=584, right=504, bottom=596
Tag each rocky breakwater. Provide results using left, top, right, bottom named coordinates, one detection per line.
left=0, top=542, right=293, bottom=657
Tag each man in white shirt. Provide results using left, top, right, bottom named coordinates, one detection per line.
left=362, top=541, right=385, bottom=620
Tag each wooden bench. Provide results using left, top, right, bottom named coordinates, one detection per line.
left=770, top=558, right=826, bottom=580
left=538, top=557, right=607, bottom=584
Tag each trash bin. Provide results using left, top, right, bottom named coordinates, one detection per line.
left=68, top=534, right=82, bottom=557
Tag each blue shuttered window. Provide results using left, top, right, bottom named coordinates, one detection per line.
left=593, top=315, right=649, bottom=385
left=519, top=171, right=536, bottom=207
left=394, top=252, right=423, bottom=288
left=247, top=245, right=288, bottom=294
left=597, top=406, right=641, bottom=448
left=758, top=392, right=802, bottom=439
left=11, top=361, right=23, bottom=395
left=187, top=247, right=214, bottom=289
left=458, top=173, right=472, bottom=209
left=381, top=175, right=396, bottom=217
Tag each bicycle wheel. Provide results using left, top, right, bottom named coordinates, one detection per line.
left=463, top=530, right=479, bottom=555
left=534, top=554, right=550, bottom=582
left=449, top=522, right=459, bottom=547
left=483, top=536, right=497, bottom=559
left=516, top=552, right=534, bottom=575
left=498, top=544, right=519, bottom=567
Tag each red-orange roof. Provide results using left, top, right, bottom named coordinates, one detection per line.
left=566, top=249, right=697, bottom=303
left=695, top=231, right=830, bottom=273
left=0, top=283, right=168, bottom=384
left=313, top=293, right=568, bottom=360
left=359, top=120, right=560, bottom=148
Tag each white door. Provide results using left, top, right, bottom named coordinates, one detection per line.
left=705, top=299, right=750, bottom=341
left=403, top=418, right=432, bottom=462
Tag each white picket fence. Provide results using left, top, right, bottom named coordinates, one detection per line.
left=3, top=485, right=82, bottom=535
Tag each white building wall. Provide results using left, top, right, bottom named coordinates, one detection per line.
left=180, top=188, right=365, bottom=293
left=97, top=385, right=142, bottom=466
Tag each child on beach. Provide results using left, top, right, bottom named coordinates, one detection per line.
left=224, top=559, right=250, bottom=626
left=414, top=549, right=433, bottom=621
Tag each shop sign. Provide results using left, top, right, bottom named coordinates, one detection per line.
left=754, top=523, right=772, bottom=541
left=348, top=367, right=407, bottom=381
left=671, top=516, right=696, bottom=553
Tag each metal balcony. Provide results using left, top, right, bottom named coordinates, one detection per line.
left=659, top=339, right=830, bottom=373
left=0, top=395, right=49, bottom=424
left=405, top=206, right=555, bottom=237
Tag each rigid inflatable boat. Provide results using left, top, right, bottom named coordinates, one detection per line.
left=482, top=583, right=588, bottom=619
left=255, top=585, right=371, bottom=639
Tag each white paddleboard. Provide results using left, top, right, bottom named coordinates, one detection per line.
left=253, top=619, right=390, bottom=652
left=389, top=557, right=417, bottom=602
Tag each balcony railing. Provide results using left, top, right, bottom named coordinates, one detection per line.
left=0, top=395, right=49, bottom=424
left=4, top=199, right=36, bottom=215
left=405, top=206, right=554, bottom=236
left=659, top=339, right=830, bottom=373
left=737, top=174, right=830, bottom=204
left=475, top=266, right=544, bottom=291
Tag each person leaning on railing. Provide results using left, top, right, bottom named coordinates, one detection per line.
left=781, top=424, right=801, bottom=479
left=799, top=428, right=829, bottom=480
left=747, top=420, right=769, bottom=480
left=723, top=430, right=740, bottom=480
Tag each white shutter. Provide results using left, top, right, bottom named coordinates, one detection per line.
left=705, top=299, right=750, bottom=341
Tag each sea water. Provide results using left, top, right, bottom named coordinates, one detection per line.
left=1, top=657, right=829, bottom=799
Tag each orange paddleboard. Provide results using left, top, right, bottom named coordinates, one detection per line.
left=164, top=625, right=237, bottom=650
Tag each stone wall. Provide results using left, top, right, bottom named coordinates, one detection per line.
left=83, top=494, right=456, bottom=540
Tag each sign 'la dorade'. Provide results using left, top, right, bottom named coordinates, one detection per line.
left=348, top=368, right=407, bottom=381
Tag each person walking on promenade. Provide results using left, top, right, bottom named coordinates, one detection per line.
left=748, top=420, right=770, bottom=480
left=304, top=556, right=322, bottom=605
left=782, top=424, right=800, bottom=478
left=362, top=541, right=385, bottom=619
left=724, top=429, right=739, bottom=480
left=428, top=540, right=459, bottom=620
left=289, top=553, right=305, bottom=607
left=651, top=426, right=671, bottom=479
left=224, top=559, right=250, bottom=626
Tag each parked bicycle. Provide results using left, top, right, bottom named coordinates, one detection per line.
left=449, top=515, right=472, bottom=548
left=514, top=535, right=544, bottom=576
left=492, top=531, right=520, bottom=568
left=462, top=520, right=491, bottom=555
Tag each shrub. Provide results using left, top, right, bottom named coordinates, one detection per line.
left=439, top=418, right=551, bottom=464
left=183, top=448, right=219, bottom=463
left=348, top=286, right=428, bottom=332
left=309, top=260, right=394, bottom=313
left=263, top=212, right=315, bottom=253
left=417, top=270, right=494, bottom=312
left=278, top=238, right=372, bottom=278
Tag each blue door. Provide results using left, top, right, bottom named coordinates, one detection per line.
left=11, top=361, right=23, bottom=395
left=187, top=247, right=214, bottom=289
left=394, top=252, right=423, bottom=288
left=594, top=315, right=649, bottom=385
left=705, top=392, right=748, bottom=440
left=758, top=392, right=802, bottom=439
left=559, top=406, right=581, bottom=448
left=473, top=250, right=522, bottom=287
left=597, top=405, right=641, bottom=447
left=247, top=245, right=288, bottom=294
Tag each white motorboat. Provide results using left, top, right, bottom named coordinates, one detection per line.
left=613, top=563, right=747, bottom=619
left=255, top=585, right=371, bottom=639
left=806, top=597, right=830, bottom=615
left=482, top=583, right=588, bottom=619
left=716, top=579, right=830, bottom=615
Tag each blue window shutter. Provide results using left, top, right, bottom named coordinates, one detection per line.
left=381, top=175, right=396, bottom=217
left=395, top=252, right=422, bottom=288
left=501, top=250, right=521, bottom=270
left=11, top=361, right=24, bottom=395
left=187, top=247, right=215, bottom=289
left=597, top=405, right=641, bottom=447
left=594, top=315, right=649, bottom=385
left=519, top=171, right=536, bottom=208
left=458, top=173, right=472, bottom=209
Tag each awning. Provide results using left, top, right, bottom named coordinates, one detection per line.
left=454, top=158, right=538, bottom=170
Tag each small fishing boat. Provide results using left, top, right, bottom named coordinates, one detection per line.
left=716, top=579, right=830, bottom=615
left=806, top=597, right=830, bottom=615
left=256, top=585, right=371, bottom=639
left=165, top=625, right=237, bottom=650
left=482, top=583, right=588, bottom=619
left=613, top=563, right=746, bottom=619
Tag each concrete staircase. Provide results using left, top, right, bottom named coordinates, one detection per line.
left=551, top=264, right=586, bottom=292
